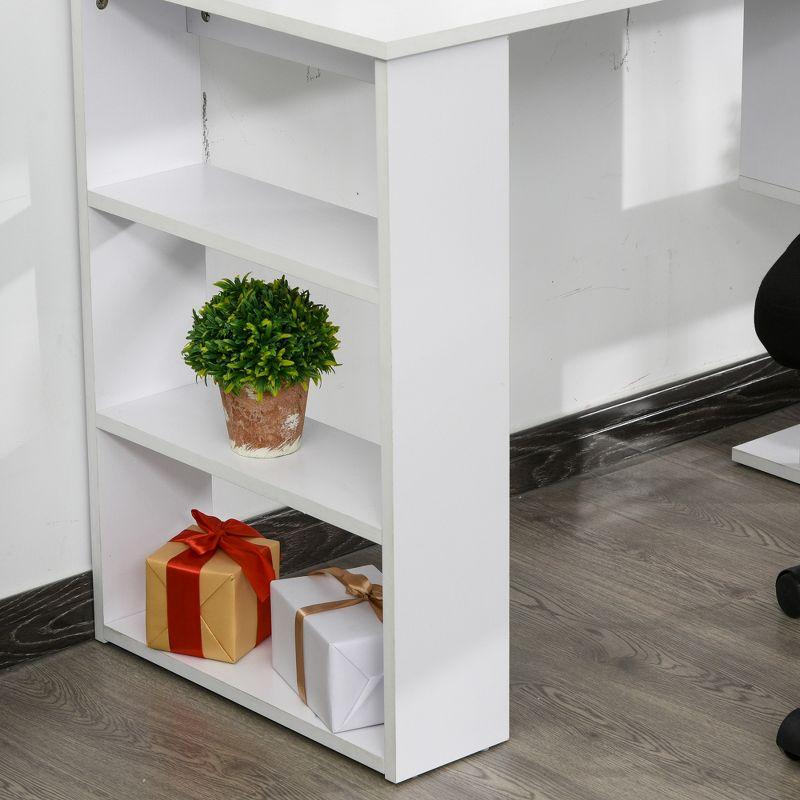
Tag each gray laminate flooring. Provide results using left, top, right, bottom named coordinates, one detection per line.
left=4, top=406, right=800, bottom=799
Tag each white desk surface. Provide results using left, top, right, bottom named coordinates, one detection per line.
left=172, top=0, right=663, bottom=58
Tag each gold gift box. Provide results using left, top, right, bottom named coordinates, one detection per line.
left=146, top=527, right=280, bottom=663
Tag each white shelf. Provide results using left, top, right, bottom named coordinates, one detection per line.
left=96, top=383, right=382, bottom=543
left=88, top=164, right=379, bottom=304
left=733, top=424, right=800, bottom=485
left=105, top=611, right=384, bottom=772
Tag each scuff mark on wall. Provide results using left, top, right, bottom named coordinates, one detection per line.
left=553, top=285, right=632, bottom=300
left=202, top=90, right=211, bottom=162
left=306, top=65, right=321, bottom=83
left=622, top=373, right=652, bottom=390
left=613, top=9, right=632, bottom=71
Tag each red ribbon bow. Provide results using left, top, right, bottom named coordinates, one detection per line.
left=171, top=509, right=276, bottom=603
left=165, top=509, right=276, bottom=658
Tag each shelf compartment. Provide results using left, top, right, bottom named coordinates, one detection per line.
left=95, top=383, right=382, bottom=543
left=105, top=611, right=384, bottom=771
left=88, top=164, right=379, bottom=303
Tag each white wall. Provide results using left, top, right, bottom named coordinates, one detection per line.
left=510, top=0, right=800, bottom=428
left=0, top=2, right=91, bottom=598
left=3, top=0, right=800, bottom=599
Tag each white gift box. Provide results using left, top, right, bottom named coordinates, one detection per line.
left=270, top=565, right=384, bottom=732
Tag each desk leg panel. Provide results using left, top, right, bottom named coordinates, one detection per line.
left=375, top=37, right=511, bottom=783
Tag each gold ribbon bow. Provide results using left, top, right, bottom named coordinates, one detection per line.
left=294, top=567, right=383, bottom=705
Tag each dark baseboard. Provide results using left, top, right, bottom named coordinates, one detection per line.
left=4, top=354, right=796, bottom=670
left=510, top=354, right=800, bottom=495
left=247, top=507, right=374, bottom=575
left=0, top=573, right=95, bottom=671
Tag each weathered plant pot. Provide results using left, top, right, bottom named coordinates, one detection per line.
left=219, top=384, right=308, bottom=458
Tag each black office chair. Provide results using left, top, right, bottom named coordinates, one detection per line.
left=756, top=233, right=800, bottom=372
left=754, top=233, right=800, bottom=759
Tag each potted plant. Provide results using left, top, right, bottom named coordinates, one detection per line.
left=183, top=274, right=340, bottom=458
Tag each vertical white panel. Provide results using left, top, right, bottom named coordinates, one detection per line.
left=89, top=212, right=205, bottom=409
left=82, top=0, right=201, bottom=187
left=72, top=0, right=104, bottom=636
left=97, top=433, right=211, bottom=624
left=376, top=38, right=510, bottom=782
left=741, top=0, right=800, bottom=189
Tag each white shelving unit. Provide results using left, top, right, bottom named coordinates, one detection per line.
left=69, top=0, right=570, bottom=783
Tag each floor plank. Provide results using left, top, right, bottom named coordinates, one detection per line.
left=4, top=407, right=800, bottom=798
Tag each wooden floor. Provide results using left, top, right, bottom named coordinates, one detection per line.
left=4, top=406, right=800, bottom=799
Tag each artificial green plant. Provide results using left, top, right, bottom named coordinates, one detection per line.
left=183, top=274, right=340, bottom=399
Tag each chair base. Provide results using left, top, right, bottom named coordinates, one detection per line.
left=732, top=424, right=800, bottom=485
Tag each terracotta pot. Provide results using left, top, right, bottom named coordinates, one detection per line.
left=218, top=384, right=308, bottom=458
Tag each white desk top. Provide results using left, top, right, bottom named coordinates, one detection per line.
left=173, top=0, right=663, bottom=58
